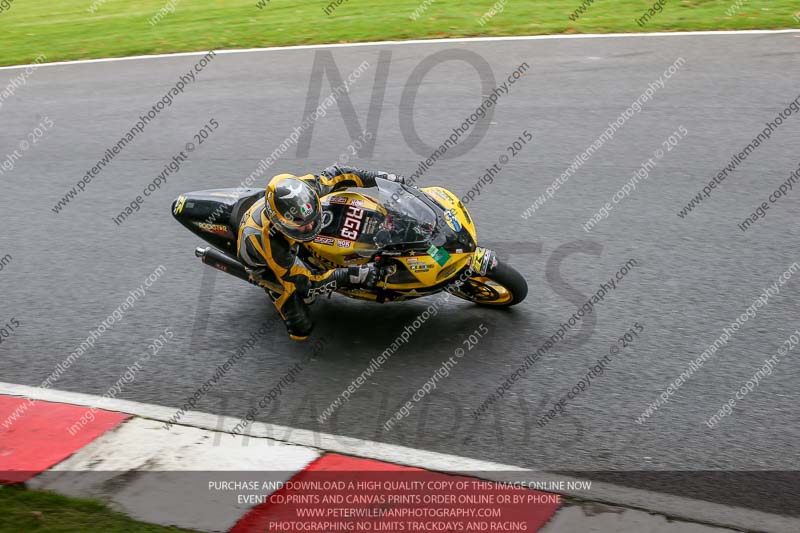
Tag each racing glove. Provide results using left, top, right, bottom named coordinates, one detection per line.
left=384, top=174, right=406, bottom=184
left=347, top=264, right=380, bottom=289
left=321, top=164, right=405, bottom=185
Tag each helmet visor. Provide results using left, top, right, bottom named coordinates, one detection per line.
left=279, top=216, right=323, bottom=242
left=267, top=177, right=323, bottom=242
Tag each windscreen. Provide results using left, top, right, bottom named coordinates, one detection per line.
left=344, top=179, right=439, bottom=250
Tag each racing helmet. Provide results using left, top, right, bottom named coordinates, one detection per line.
left=264, top=174, right=323, bottom=242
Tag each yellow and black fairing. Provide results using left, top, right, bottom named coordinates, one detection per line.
left=171, top=188, right=263, bottom=256
left=305, top=180, right=481, bottom=302
left=171, top=188, right=272, bottom=288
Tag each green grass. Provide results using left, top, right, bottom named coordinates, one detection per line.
left=0, top=485, right=198, bottom=533
left=0, top=0, right=798, bottom=66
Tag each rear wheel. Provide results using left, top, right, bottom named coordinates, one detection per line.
left=450, top=261, right=528, bottom=307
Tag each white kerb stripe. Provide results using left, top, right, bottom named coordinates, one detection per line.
left=0, top=30, right=798, bottom=71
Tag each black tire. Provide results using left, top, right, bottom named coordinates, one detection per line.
left=452, top=261, right=528, bottom=307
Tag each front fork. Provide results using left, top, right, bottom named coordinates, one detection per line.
left=445, top=247, right=497, bottom=294
left=469, top=247, right=498, bottom=276
left=373, top=253, right=390, bottom=303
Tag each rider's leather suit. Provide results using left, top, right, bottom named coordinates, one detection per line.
left=237, top=165, right=392, bottom=340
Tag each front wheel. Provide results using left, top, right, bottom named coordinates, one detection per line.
left=450, top=261, right=528, bottom=307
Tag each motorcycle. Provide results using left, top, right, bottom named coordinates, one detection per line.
left=172, top=178, right=527, bottom=307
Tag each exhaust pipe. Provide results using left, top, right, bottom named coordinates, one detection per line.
left=195, top=247, right=255, bottom=284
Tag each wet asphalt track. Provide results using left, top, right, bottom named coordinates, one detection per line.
left=1, top=32, right=799, bottom=517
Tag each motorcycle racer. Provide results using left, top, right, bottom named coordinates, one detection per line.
left=237, top=165, right=405, bottom=341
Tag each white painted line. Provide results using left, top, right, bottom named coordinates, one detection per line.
left=29, top=417, right=319, bottom=532
left=0, top=29, right=798, bottom=71
left=2, top=381, right=799, bottom=533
